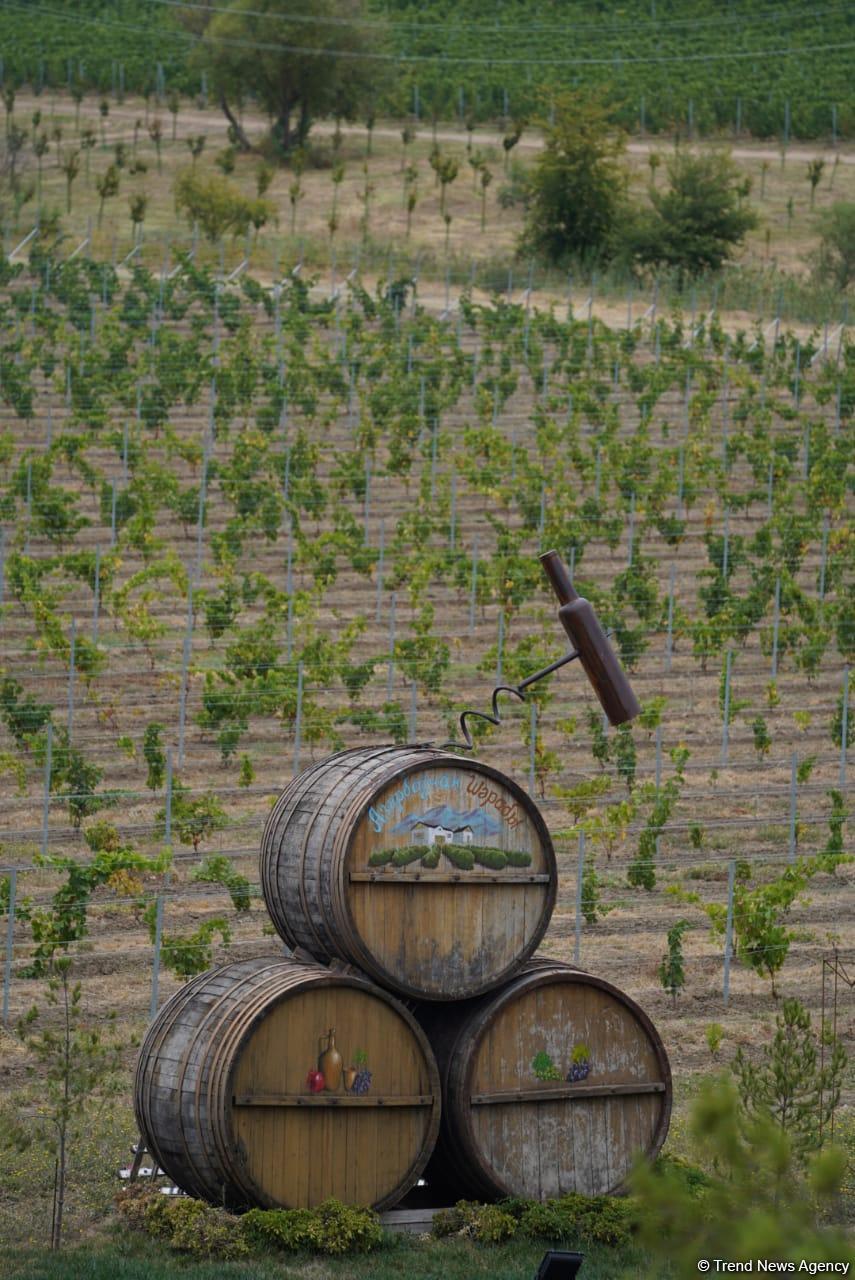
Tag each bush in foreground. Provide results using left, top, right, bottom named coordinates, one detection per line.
left=432, top=1191, right=635, bottom=1247
left=115, top=1187, right=382, bottom=1258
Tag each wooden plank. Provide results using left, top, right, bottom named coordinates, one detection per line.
left=470, top=1082, right=666, bottom=1105
left=349, top=872, right=551, bottom=884
left=234, top=1094, right=434, bottom=1108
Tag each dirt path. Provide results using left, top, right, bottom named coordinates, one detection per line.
left=21, top=91, right=855, bottom=165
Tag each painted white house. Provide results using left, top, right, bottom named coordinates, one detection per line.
left=413, top=822, right=475, bottom=847
left=415, top=823, right=455, bottom=846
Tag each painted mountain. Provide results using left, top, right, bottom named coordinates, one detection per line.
left=390, top=805, right=501, bottom=840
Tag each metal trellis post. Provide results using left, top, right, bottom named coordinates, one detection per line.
left=149, top=893, right=164, bottom=1020
left=574, top=831, right=585, bottom=965
left=41, top=723, right=52, bottom=857
left=723, top=859, right=735, bottom=1005
left=3, top=869, right=16, bottom=1027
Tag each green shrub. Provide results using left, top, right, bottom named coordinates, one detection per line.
left=114, top=1184, right=161, bottom=1233
left=519, top=1193, right=634, bottom=1247
left=242, top=1199, right=382, bottom=1255
left=468, top=1204, right=518, bottom=1243
left=431, top=1201, right=517, bottom=1243
left=242, top=1206, right=317, bottom=1251
left=520, top=91, right=627, bottom=266
left=619, top=150, right=756, bottom=280
left=164, top=1197, right=249, bottom=1260
left=812, top=201, right=855, bottom=289
left=433, top=1194, right=633, bottom=1247
left=652, top=1153, right=712, bottom=1199
left=632, top=1075, right=853, bottom=1269
left=115, top=1187, right=248, bottom=1259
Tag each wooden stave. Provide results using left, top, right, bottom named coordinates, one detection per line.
left=260, top=746, right=559, bottom=1000
left=416, top=960, right=673, bottom=1202
left=260, top=746, right=441, bottom=962
left=134, top=955, right=442, bottom=1211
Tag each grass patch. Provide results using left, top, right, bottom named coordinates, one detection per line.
left=0, top=1228, right=654, bottom=1280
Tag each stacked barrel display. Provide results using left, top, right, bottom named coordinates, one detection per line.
left=134, top=743, right=672, bottom=1211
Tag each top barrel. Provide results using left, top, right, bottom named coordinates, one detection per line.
left=260, top=745, right=557, bottom=1000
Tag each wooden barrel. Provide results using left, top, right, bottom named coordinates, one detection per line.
left=416, top=961, right=671, bottom=1201
left=134, top=956, right=441, bottom=1211
left=260, top=746, right=557, bottom=1000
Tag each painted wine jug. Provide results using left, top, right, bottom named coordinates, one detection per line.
left=319, top=1028, right=343, bottom=1091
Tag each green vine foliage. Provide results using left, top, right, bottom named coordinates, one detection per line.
left=627, top=746, right=690, bottom=890
left=143, top=903, right=231, bottom=980
left=24, top=837, right=170, bottom=977
left=673, top=846, right=851, bottom=994
left=190, top=854, right=251, bottom=912
left=157, top=778, right=228, bottom=850
left=142, top=722, right=166, bottom=791
left=658, top=919, right=691, bottom=1004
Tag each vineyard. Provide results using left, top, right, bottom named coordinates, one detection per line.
left=0, top=236, right=852, bottom=1250
left=0, top=0, right=854, bottom=140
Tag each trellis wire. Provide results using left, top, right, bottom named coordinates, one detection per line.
left=574, top=829, right=584, bottom=966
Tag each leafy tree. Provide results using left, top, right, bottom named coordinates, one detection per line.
left=59, top=148, right=80, bottom=213
left=806, top=157, right=825, bottom=209
left=80, top=125, right=96, bottom=181
left=501, top=121, right=524, bottom=174
left=479, top=165, right=492, bottom=232
left=186, top=133, right=206, bottom=168
left=812, top=202, right=855, bottom=288
left=148, top=117, right=163, bottom=172
left=658, top=919, right=690, bottom=1004
left=32, top=131, right=49, bottom=200
left=129, top=192, right=147, bottom=240
left=174, top=169, right=273, bottom=243
left=632, top=1076, right=852, bottom=1271
left=732, top=998, right=846, bottom=1161
left=95, top=163, right=119, bottom=227
left=215, top=144, right=236, bottom=175
left=167, top=89, right=181, bottom=141
left=622, top=150, right=757, bottom=279
left=4, top=961, right=123, bottom=1249
left=520, top=91, right=626, bottom=266
left=188, top=0, right=385, bottom=155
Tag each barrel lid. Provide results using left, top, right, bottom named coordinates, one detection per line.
left=339, top=751, right=557, bottom=1000
left=450, top=966, right=672, bottom=1198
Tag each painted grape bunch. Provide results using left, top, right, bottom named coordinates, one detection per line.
left=350, top=1049, right=372, bottom=1095
left=533, top=1043, right=591, bottom=1084
left=351, top=1068, right=373, bottom=1095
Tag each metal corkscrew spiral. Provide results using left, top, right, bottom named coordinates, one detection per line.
left=442, top=550, right=641, bottom=752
